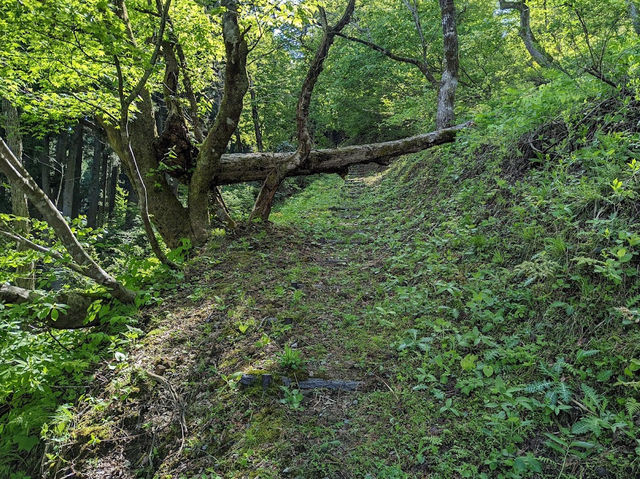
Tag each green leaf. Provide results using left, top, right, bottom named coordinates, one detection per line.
left=461, top=354, right=477, bottom=371
left=14, top=434, right=38, bottom=452
left=570, top=440, right=596, bottom=449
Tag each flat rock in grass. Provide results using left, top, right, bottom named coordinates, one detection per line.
left=240, top=374, right=273, bottom=389
left=323, top=259, right=348, bottom=266
left=239, top=374, right=258, bottom=387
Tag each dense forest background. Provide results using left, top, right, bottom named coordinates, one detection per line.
left=1, top=0, right=640, bottom=477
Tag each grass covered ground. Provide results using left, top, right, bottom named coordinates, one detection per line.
left=44, top=80, right=640, bottom=478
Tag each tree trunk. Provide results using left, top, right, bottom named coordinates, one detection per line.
left=53, top=132, right=68, bottom=209
left=436, top=0, right=459, bottom=129
left=108, top=162, right=119, bottom=219
left=122, top=171, right=138, bottom=229
left=71, top=126, right=84, bottom=218
left=41, top=135, right=51, bottom=198
left=63, top=123, right=83, bottom=218
left=87, top=137, right=102, bottom=228
left=99, top=146, right=109, bottom=225
left=499, top=0, right=556, bottom=69
left=1, top=99, right=35, bottom=289
left=101, top=91, right=193, bottom=248
left=0, top=137, right=135, bottom=303
left=0, top=283, right=102, bottom=329
left=187, top=1, right=249, bottom=244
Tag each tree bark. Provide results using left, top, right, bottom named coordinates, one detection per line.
left=0, top=137, right=136, bottom=303
left=2, top=99, right=35, bottom=289
left=187, top=0, right=249, bottom=244
left=436, top=0, right=459, bottom=129
left=41, top=135, right=51, bottom=198
left=53, top=132, right=68, bottom=209
left=87, top=137, right=102, bottom=228
left=217, top=123, right=467, bottom=185
left=63, top=123, right=83, bottom=218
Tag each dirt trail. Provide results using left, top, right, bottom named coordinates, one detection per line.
left=55, top=166, right=395, bottom=478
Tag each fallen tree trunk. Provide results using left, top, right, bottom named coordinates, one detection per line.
left=214, top=122, right=469, bottom=186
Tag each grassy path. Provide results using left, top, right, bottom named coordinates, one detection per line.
left=60, top=158, right=640, bottom=479
left=67, top=169, right=414, bottom=478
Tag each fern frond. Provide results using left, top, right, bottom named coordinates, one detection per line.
left=539, top=363, right=555, bottom=378
left=580, top=383, right=602, bottom=408
left=571, top=417, right=593, bottom=435
left=525, top=380, right=552, bottom=394
left=626, top=398, right=640, bottom=417
left=546, top=389, right=559, bottom=406
left=626, top=293, right=640, bottom=308
left=555, top=382, right=572, bottom=403
left=484, top=349, right=503, bottom=361
left=564, top=362, right=581, bottom=376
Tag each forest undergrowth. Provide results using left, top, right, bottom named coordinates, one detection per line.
left=24, top=79, right=640, bottom=479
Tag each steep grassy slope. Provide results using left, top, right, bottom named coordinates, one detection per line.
left=45, top=80, right=640, bottom=479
